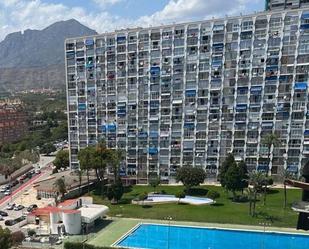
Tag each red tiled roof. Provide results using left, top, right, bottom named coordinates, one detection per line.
left=30, top=206, right=62, bottom=216
left=30, top=205, right=81, bottom=216
left=57, top=199, right=78, bottom=207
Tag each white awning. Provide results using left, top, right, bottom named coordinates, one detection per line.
left=80, top=204, right=109, bottom=224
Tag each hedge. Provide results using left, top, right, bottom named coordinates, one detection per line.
left=64, top=241, right=126, bottom=249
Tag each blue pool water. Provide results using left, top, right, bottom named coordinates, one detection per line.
left=117, top=224, right=309, bottom=249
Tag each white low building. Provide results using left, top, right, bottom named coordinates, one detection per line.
left=27, top=197, right=109, bottom=235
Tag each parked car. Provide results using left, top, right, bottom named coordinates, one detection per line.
left=6, top=203, right=15, bottom=210
left=4, top=190, right=11, bottom=196
left=0, top=210, right=8, bottom=216
left=5, top=219, right=16, bottom=226
left=14, top=205, right=24, bottom=211
left=12, top=179, right=19, bottom=186
left=0, top=215, right=3, bottom=221
left=0, top=186, right=6, bottom=192
left=27, top=204, right=38, bottom=212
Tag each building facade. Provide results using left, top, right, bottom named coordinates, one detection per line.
left=266, top=0, right=309, bottom=10
left=66, top=7, right=309, bottom=183
left=0, top=99, right=27, bottom=145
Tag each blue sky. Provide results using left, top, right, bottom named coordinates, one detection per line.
left=0, top=0, right=264, bottom=41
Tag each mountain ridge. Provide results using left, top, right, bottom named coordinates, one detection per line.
left=0, top=19, right=97, bottom=91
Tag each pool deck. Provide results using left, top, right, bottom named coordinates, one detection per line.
left=86, top=218, right=309, bottom=247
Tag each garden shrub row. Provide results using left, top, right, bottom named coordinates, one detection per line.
left=64, top=241, right=126, bottom=249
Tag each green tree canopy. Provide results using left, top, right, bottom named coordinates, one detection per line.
left=54, top=177, right=67, bottom=199
left=0, top=226, right=12, bottom=249
left=40, top=143, right=56, bottom=155
left=176, top=167, right=206, bottom=192
left=219, top=153, right=236, bottom=188
left=53, top=150, right=70, bottom=170
left=224, top=162, right=245, bottom=199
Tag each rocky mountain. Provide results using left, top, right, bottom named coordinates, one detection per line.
left=0, top=19, right=97, bottom=91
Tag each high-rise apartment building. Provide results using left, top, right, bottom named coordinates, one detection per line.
left=266, top=0, right=309, bottom=10
left=66, top=6, right=309, bottom=183
left=0, top=99, right=28, bottom=145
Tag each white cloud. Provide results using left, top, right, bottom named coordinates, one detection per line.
left=137, top=0, right=257, bottom=26
left=0, top=0, right=260, bottom=41
left=92, top=0, right=123, bottom=9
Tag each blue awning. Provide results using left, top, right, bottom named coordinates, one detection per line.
left=138, top=132, right=148, bottom=138
left=212, top=43, right=224, bottom=48
left=150, top=66, right=160, bottom=75
left=300, top=24, right=309, bottom=30
left=186, top=89, right=196, bottom=97
left=250, top=86, right=262, bottom=93
left=287, top=165, right=298, bottom=173
left=265, top=76, right=277, bottom=81
left=107, top=123, right=116, bottom=131
left=184, top=123, right=194, bottom=128
left=257, top=165, right=269, bottom=172
left=304, top=130, right=309, bottom=135
left=148, top=147, right=158, bottom=155
left=78, top=103, right=86, bottom=110
left=85, top=39, right=94, bottom=46
left=262, top=122, right=273, bottom=127
left=117, top=36, right=126, bottom=42
left=301, top=13, right=309, bottom=19
left=294, top=82, right=307, bottom=90
left=236, top=104, right=247, bottom=110
left=150, top=131, right=159, bottom=138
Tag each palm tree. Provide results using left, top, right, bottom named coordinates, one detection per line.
left=248, top=171, right=265, bottom=216
left=261, top=133, right=281, bottom=175
left=54, top=178, right=66, bottom=202
left=261, top=133, right=280, bottom=205
left=279, top=167, right=296, bottom=209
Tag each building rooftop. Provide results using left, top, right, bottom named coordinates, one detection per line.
left=79, top=204, right=109, bottom=224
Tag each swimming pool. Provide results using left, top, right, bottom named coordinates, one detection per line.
left=116, top=223, right=309, bottom=249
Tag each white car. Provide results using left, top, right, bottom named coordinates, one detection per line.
left=4, top=190, right=11, bottom=196
left=0, top=187, right=6, bottom=192
left=0, top=215, right=3, bottom=221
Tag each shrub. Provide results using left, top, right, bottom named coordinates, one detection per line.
left=28, top=229, right=36, bottom=237
left=160, top=190, right=167, bottom=194
left=64, top=241, right=126, bottom=249
left=207, top=190, right=220, bottom=200
left=138, top=193, right=148, bottom=201
left=11, top=231, right=25, bottom=245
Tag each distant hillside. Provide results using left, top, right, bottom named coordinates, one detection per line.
left=0, top=19, right=97, bottom=91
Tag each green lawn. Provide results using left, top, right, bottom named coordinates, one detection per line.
left=90, top=185, right=301, bottom=228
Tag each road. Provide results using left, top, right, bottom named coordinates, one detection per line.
left=0, top=155, right=55, bottom=231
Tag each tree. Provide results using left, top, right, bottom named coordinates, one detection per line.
left=261, top=133, right=281, bottom=175
left=53, top=150, right=70, bottom=170
left=238, top=160, right=249, bottom=191
left=176, top=167, right=206, bottom=193
left=279, top=167, right=296, bottom=209
left=108, top=149, right=125, bottom=182
left=224, top=162, right=245, bottom=200
left=96, top=139, right=109, bottom=181
left=175, top=191, right=186, bottom=204
left=77, top=169, right=83, bottom=196
left=106, top=179, right=124, bottom=204
left=40, top=143, right=56, bottom=155
left=219, top=153, right=236, bottom=188
left=148, top=174, right=161, bottom=193
left=0, top=226, right=12, bottom=249
left=54, top=177, right=66, bottom=201
left=11, top=231, right=25, bottom=246
left=247, top=171, right=265, bottom=216
left=78, top=147, right=95, bottom=194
